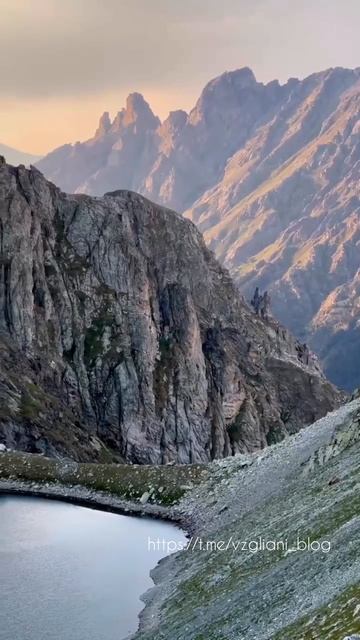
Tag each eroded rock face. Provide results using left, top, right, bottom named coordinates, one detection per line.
left=0, top=160, right=342, bottom=462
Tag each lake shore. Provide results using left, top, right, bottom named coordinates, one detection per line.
left=1, top=398, right=360, bottom=639
left=0, top=478, right=181, bottom=524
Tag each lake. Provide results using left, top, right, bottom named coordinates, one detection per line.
left=0, top=495, right=185, bottom=640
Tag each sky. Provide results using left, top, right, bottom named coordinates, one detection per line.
left=1, top=0, right=359, bottom=155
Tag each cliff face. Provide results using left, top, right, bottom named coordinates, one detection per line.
left=36, top=67, right=360, bottom=391
left=0, top=159, right=341, bottom=462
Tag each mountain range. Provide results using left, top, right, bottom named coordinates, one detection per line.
left=0, top=143, right=41, bottom=167
left=36, top=66, right=360, bottom=390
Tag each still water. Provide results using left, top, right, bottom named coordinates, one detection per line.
left=0, top=495, right=185, bottom=640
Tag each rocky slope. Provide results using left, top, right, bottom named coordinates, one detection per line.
left=0, top=158, right=340, bottom=462
left=134, top=397, right=360, bottom=640
left=37, top=66, right=360, bottom=391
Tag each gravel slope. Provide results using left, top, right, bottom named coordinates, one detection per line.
left=134, top=398, right=360, bottom=639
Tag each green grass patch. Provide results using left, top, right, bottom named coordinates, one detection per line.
left=0, top=451, right=209, bottom=507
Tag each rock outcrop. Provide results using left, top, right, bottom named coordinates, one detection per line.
left=36, top=66, right=360, bottom=391
left=0, top=159, right=341, bottom=462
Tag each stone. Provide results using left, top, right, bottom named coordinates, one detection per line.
left=140, top=491, right=150, bottom=504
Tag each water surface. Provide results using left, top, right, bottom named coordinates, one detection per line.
left=0, top=495, right=185, bottom=640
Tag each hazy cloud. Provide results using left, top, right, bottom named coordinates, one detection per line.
left=1, top=0, right=360, bottom=100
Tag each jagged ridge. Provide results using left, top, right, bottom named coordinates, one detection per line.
left=36, top=66, right=360, bottom=391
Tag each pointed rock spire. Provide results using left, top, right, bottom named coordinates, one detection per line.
left=111, top=93, right=160, bottom=132
left=94, top=112, right=111, bottom=139
left=190, top=67, right=259, bottom=125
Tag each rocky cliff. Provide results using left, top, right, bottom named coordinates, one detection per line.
left=36, top=66, right=360, bottom=391
left=0, top=158, right=341, bottom=462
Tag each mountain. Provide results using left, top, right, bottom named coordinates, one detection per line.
left=36, top=66, right=360, bottom=391
left=36, top=68, right=285, bottom=210
left=0, top=143, right=41, bottom=166
left=2, top=396, right=359, bottom=639
left=133, top=398, right=360, bottom=640
left=187, top=67, right=360, bottom=392
left=0, top=158, right=341, bottom=462
left=36, top=93, right=160, bottom=196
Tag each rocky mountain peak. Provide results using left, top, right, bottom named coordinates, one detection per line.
left=110, top=92, right=160, bottom=133
left=165, top=109, right=188, bottom=129
left=35, top=66, right=360, bottom=390
left=125, top=91, right=150, bottom=113
left=94, top=111, right=112, bottom=139
left=204, top=67, right=258, bottom=96
left=189, top=67, right=259, bottom=123
left=158, top=110, right=188, bottom=154
left=185, top=68, right=275, bottom=158
left=223, top=66, right=258, bottom=87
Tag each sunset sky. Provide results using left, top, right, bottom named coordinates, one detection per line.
left=1, top=0, right=360, bottom=155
